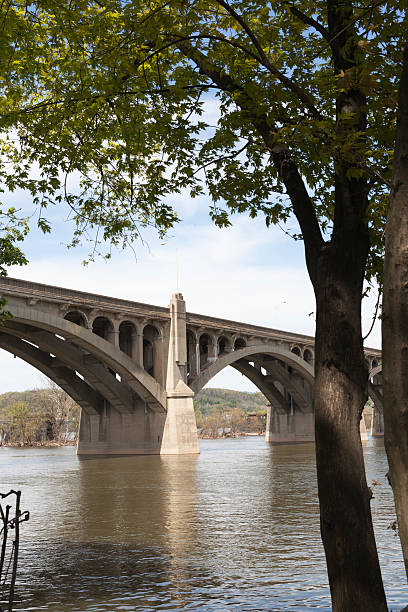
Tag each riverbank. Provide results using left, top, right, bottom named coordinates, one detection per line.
left=0, top=439, right=77, bottom=448
left=199, top=430, right=265, bottom=439
left=0, top=433, right=262, bottom=447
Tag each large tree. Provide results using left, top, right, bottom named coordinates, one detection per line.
left=0, top=1, right=406, bottom=609
left=383, top=32, right=408, bottom=580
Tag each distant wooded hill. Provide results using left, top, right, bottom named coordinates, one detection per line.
left=194, top=388, right=268, bottom=415
left=0, top=387, right=268, bottom=443
left=0, top=387, right=267, bottom=416
left=0, top=389, right=49, bottom=414
left=0, top=387, right=373, bottom=442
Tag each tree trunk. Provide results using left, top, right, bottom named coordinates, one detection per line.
left=382, top=37, right=408, bottom=581
left=313, top=252, right=387, bottom=611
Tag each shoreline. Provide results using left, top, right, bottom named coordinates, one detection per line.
left=198, top=431, right=265, bottom=440
left=0, top=433, right=265, bottom=448
left=0, top=440, right=77, bottom=448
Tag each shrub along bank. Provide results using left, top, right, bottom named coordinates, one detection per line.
left=0, top=383, right=80, bottom=446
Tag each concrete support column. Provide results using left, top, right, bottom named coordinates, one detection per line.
left=77, top=404, right=106, bottom=454
left=196, top=342, right=200, bottom=375
left=360, top=416, right=369, bottom=442
left=265, top=405, right=314, bottom=444
left=161, top=386, right=200, bottom=455
left=161, top=293, right=199, bottom=455
left=207, top=336, right=217, bottom=364
left=77, top=401, right=167, bottom=455
left=187, top=334, right=198, bottom=378
left=371, top=405, right=384, bottom=437
left=133, top=324, right=144, bottom=367
left=153, top=333, right=164, bottom=386
left=78, top=411, right=101, bottom=449
left=265, top=404, right=272, bottom=442
left=108, top=320, right=120, bottom=348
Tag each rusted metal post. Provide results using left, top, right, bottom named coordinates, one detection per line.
left=8, top=490, right=21, bottom=612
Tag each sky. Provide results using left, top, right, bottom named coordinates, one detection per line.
left=0, top=180, right=382, bottom=395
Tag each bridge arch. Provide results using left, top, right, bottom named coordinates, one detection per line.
left=92, top=316, right=114, bottom=343
left=189, top=342, right=316, bottom=443
left=370, top=364, right=382, bottom=379
left=233, top=337, right=246, bottom=350
left=218, top=335, right=232, bottom=356
left=0, top=332, right=104, bottom=416
left=368, top=363, right=383, bottom=413
left=198, top=332, right=217, bottom=371
left=190, top=343, right=382, bottom=426
left=119, top=320, right=135, bottom=357
left=190, top=342, right=314, bottom=394
left=64, top=309, right=89, bottom=328
left=290, top=344, right=302, bottom=357
left=186, top=329, right=198, bottom=378
left=142, top=323, right=164, bottom=383
left=1, top=303, right=166, bottom=411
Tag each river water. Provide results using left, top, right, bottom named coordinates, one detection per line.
left=0, top=437, right=406, bottom=611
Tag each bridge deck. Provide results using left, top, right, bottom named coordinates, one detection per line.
left=0, top=276, right=381, bottom=357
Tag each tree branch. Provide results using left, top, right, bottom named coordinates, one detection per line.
left=176, top=39, right=324, bottom=260
left=213, top=0, right=322, bottom=118
left=287, top=4, right=331, bottom=42
left=191, top=140, right=250, bottom=177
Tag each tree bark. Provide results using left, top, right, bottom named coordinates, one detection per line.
left=382, top=36, right=408, bottom=580
left=312, top=245, right=387, bottom=611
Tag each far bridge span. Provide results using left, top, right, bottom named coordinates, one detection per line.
left=0, top=277, right=383, bottom=455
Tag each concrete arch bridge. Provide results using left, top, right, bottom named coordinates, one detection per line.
left=0, top=278, right=383, bottom=455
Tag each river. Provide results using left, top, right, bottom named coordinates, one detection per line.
left=0, top=437, right=406, bottom=611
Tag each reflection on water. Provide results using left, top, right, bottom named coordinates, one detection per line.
left=0, top=437, right=406, bottom=611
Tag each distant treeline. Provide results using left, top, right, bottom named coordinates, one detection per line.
left=0, top=385, right=267, bottom=445
left=0, top=383, right=375, bottom=445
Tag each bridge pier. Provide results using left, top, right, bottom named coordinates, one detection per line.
left=368, top=375, right=384, bottom=438
left=265, top=407, right=370, bottom=444
left=360, top=416, right=369, bottom=441
left=73, top=292, right=200, bottom=456
left=160, top=383, right=200, bottom=454
left=76, top=292, right=199, bottom=455
left=371, top=405, right=384, bottom=437
left=77, top=402, right=166, bottom=455
left=160, top=293, right=199, bottom=455
left=265, top=406, right=314, bottom=444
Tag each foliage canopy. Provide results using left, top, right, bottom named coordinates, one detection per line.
left=0, top=0, right=405, bottom=277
